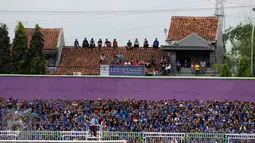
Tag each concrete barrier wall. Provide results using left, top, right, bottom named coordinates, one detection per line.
left=0, top=76, right=255, bottom=101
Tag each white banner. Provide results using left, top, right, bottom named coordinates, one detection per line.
left=100, top=65, right=109, bottom=76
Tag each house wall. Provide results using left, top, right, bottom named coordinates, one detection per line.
left=210, top=50, right=216, bottom=68
left=46, top=53, right=58, bottom=73
left=178, top=35, right=210, bottom=47
left=169, top=51, right=176, bottom=73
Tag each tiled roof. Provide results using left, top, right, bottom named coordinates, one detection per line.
left=24, top=28, right=61, bottom=49
left=168, top=16, right=219, bottom=41
left=56, top=47, right=168, bottom=75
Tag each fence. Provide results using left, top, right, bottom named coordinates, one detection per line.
left=227, top=134, right=255, bottom=143
left=0, top=131, right=255, bottom=143
left=0, top=140, right=127, bottom=143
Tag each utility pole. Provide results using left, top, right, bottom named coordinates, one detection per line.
left=164, top=28, right=168, bottom=45
left=214, top=0, right=225, bottom=31
left=214, top=0, right=226, bottom=65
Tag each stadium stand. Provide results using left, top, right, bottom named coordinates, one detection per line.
left=1, top=97, right=254, bottom=134
left=56, top=47, right=168, bottom=75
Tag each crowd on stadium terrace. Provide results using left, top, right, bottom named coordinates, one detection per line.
left=100, top=54, right=167, bottom=76
left=74, top=38, right=159, bottom=48
left=0, top=97, right=254, bottom=134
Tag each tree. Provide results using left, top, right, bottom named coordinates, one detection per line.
left=12, top=22, right=29, bottom=74
left=214, top=64, right=233, bottom=77
left=223, top=24, right=255, bottom=76
left=236, top=56, right=252, bottom=77
left=28, top=24, right=47, bottom=74
left=223, top=52, right=239, bottom=74
left=0, top=24, right=11, bottom=74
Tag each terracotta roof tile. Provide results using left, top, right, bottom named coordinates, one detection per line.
left=24, top=28, right=61, bottom=49
left=168, top=16, right=219, bottom=41
left=56, top=47, right=168, bottom=75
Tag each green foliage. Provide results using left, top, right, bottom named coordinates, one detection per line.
left=223, top=23, right=255, bottom=76
left=12, top=22, right=29, bottom=74
left=236, top=56, right=252, bottom=77
left=29, top=56, right=47, bottom=74
left=223, top=52, right=239, bottom=74
left=214, top=64, right=232, bottom=77
left=28, top=24, right=47, bottom=74
left=0, top=23, right=11, bottom=74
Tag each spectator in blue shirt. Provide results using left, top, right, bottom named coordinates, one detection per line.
left=74, top=39, right=79, bottom=48
left=153, top=38, right=159, bottom=48
left=90, top=38, right=95, bottom=48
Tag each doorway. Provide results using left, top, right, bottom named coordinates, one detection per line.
left=176, top=50, right=210, bottom=68
left=178, top=56, right=190, bottom=68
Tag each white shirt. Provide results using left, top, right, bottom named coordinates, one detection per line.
left=201, top=61, right=206, bottom=67
left=90, top=117, right=98, bottom=126
left=134, top=40, right=139, bottom=45
left=171, top=139, right=177, bottom=143
left=124, top=62, right=131, bottom=65
left=166, top=64, right=171, bottom=70
left=100, top=55, right=105, bottom=61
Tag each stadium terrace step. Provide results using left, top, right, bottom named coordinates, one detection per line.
left=177, top=68, right=216, bottom=76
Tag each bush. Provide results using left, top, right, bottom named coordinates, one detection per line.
left=214, top=64, right=233, bottom=77
left=236, top=56, right=252, bottom=77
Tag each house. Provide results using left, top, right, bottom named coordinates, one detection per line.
left=24, top=28, right=65, bottom=73
left=161, top=16, right=224, bottom=74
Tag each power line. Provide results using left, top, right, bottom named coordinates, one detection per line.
left=0, top=5, right=254, bottom=15
left=1, top=0, right=211, bottom=26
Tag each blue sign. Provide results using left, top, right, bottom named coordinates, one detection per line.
left=109, top=65, right=145, bottom=76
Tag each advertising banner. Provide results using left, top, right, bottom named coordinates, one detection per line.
left=109, top=65, right=145, bottom=76
left=100, top=65, right=109, bottom=76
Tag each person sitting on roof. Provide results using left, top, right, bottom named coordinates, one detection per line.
left=105, top=39, right=111, bottom=47
left=143, top=38, right=149, bottom=48
left=153, top=38, right=159, bottom=48
left=126, top=40, right=132, bottom=49
left=98, top=39, right=103, bottom=48
left=134, top=38, right=139, bottom=48
left=124, top=60, right=131, bottom=65
left=113, top=39, right=118, bottom=48
left=74, top=39, right=79, bottom=48
left=82, top=38, right=89, bottom=48
left=100, top=54, right=106, bottom=64
left=90, top=38, right=95, bottom=48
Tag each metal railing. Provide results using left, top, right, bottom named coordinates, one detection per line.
left=0, top=131, right=254, bottom=143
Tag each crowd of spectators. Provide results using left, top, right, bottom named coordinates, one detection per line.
left=74, top=38, right=159, bottom=48
left=100, top=53, right=160, bottom=75
left=0, top=97, right=254, bottom=134
left=160, top=56, right=171, bottom=76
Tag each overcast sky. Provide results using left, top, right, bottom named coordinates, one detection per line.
left=0, top=0, right=255, bottom=48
